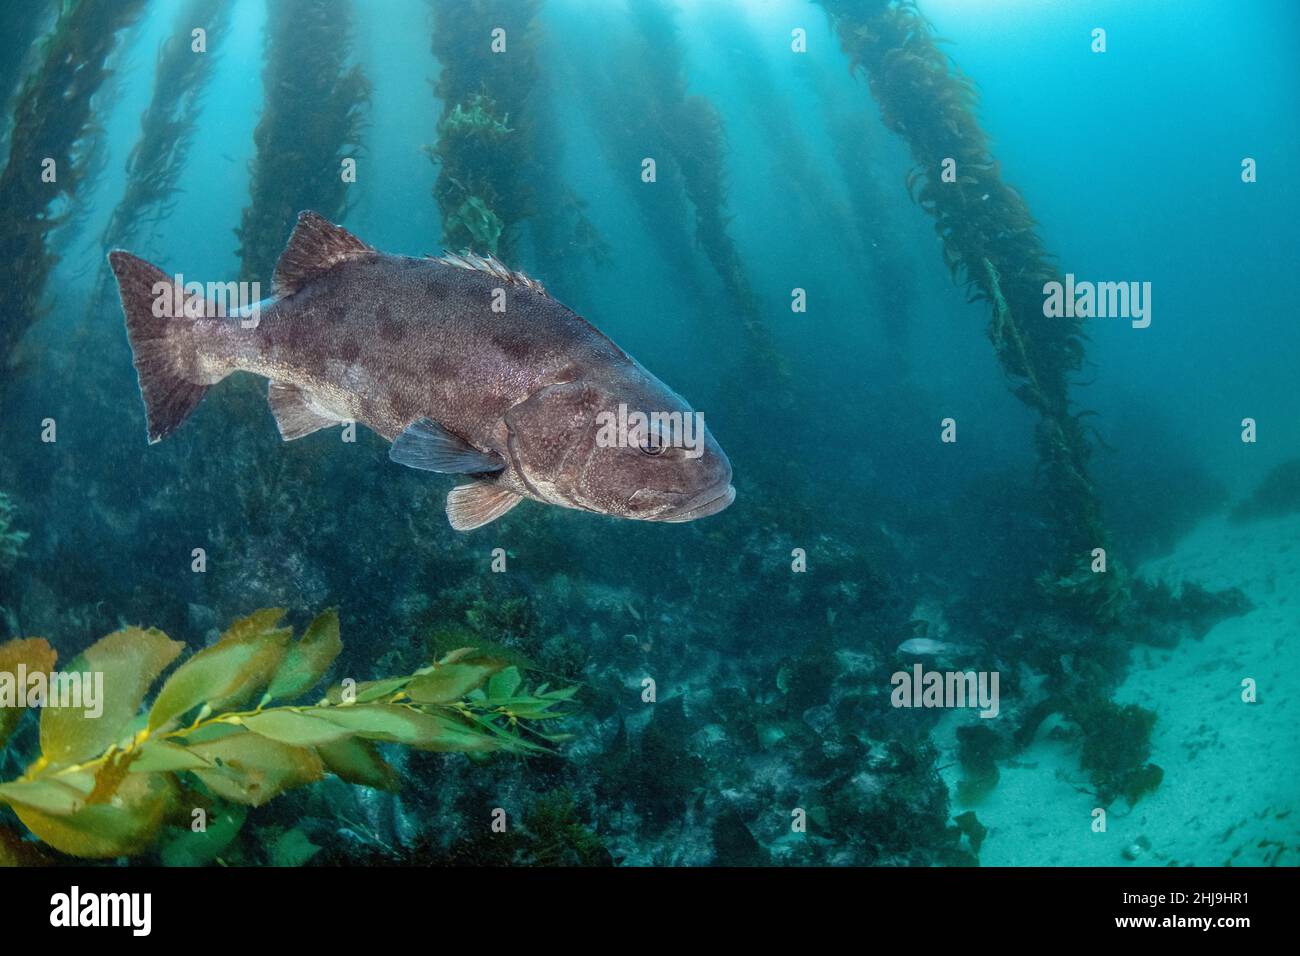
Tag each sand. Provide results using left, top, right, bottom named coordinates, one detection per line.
left=936, top=511, right=1300, bottom=866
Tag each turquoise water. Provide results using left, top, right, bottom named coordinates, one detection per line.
left=0, top=0, right=1296, bottom=867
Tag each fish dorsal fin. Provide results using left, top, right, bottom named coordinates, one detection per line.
left=389, top=417, right=505, bottom=474
left=432, top=251, right=549, bottom=297
left=274, top=211, right=375, bottom=297
left=446, top=482, right=523, bottom=531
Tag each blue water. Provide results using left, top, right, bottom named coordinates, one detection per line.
left=0, top=0, right=1296, bottom=867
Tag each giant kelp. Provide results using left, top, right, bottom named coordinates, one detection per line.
left=0, top=0, right=146, bottom=372
left=236, top=0, right=370, bottom=283
left=0, top=609, right=577, bottom=859
left=819, top=0, right=1110, bottom=596
left=98, top=0, right=234, bottom=267
left=429, top=0, right=542, bottom=261
left=0, top=493, right=27, bottom=573
left=0, top=2, right=53, bottom=148
left=624, top=0, right=784, bottom=377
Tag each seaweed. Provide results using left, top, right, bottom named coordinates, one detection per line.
left=819, top=0, right=1116, bottom=604
left=0, top=0, right=147, bottom=373
left=952, top=809, right=987, bottom=855
left=429, top=0, right=541, bottom=260
left=1068, top=695, right=1161, bottom=806
left=954, top=723, right=1004, bottom=805
left=0, top=608, right=578, bottom=859
left=0, top=493, right=28, bottom=572
left=711, top=806, right=770, bottom=866
left=1230, top=457, right=1300, bottom=523
left=1128, top=578, right=1252, bottom=648
left=235, top=0, right=370, bottom=284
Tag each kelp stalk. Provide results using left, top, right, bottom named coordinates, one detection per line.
left=429, top=0, right=541, bottom=261
left=236, top=0, right=370, bottom=284
left=820, top=0, right=1116, bottom=606
left=0, top=0, right=146, bottom=371
left=100, top=0, right=233, bottom=261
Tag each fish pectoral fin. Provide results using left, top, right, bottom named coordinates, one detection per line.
left=446, top=482, right=523, bottom=531
left=268, top=381, right=345, bottom=440
left=389, top=418, right=505, bottom=474
left=273, top=211, right=375, bottom=297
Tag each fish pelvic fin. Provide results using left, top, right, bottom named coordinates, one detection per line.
left=389, top=418, right=505, bottom=474
left=446, top=482, right=523, bottom=531
left=274, top=211, right=375, bottom=297
left=108, top=250, right=216, bottom=444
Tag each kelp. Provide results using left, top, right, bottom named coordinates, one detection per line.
left=0, top=493, right=28, bottom=572
left=0, top=0, right=146, bottom=371
left=0, top=2, right=52, bottom=149
left=236, top=0, right=370, bottom=284
left=429, top=0, right=541, bottom=260
left=819, top=0, right=1115, bottom=603
left=622, top=0, right=786, bottom=381
left=611, top=0, right=809, bottom=508
left=98, top=0, right=233, bottom=267
left=0, top=608, right=577, bottom=859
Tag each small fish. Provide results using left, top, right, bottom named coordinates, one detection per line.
left=108, top=211, right=734, bottom=530
left=896, top=637, right=967, bottom=657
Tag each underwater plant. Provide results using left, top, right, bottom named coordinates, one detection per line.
left=0, top=608, right=577, bottom=859
left=236, top=0, right=370, bottom=283
left=97, top=0, right=233, bottom=283
left=0, top=0, right=146, bottom=372
left=1229, top=457, right=1300, bottom=523
left=0, top=4, right=51, bottom=125
left=0, top=494, right=28, bottom=572
left=819, top=0, right=1114, bottom=606
left=429, top=0, right=541, bottom=260
left=1069, top=695, right=1162, bottom=806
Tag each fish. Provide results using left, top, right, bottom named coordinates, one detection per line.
left=896, top=638, right=969, bottom=657
left=107, top=211, right=735, bottom=531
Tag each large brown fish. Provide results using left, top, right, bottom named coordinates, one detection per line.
left=108, top=211, right=734, bottom=530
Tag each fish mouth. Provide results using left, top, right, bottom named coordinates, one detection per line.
left=659, top=484, right=736, bottom=522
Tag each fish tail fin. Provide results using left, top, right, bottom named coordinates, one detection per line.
left=108, top=250, right=217, bottom=444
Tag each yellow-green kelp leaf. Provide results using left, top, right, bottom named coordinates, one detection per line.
left=322, top=675, right=411, bottom=705
left=129, top=738, right=214, bottom=774
left=39, top=626, right=183, bottom=769
left=266, top=609, right=342, bottom=702
left=187, top=730, right=325, bottom=806
left=308, top=703, right=504, bottom=753
left=485, top=666, right=523, bottom=702
left=0, top=777, right=89, bottom=816
left=405, top=659, right=504, bottom=705
left=316, top=737, right=398, bottom=791
left=148, top=610, right=291, bottom=731
left=0, top=637, right=57, bottom=749
left=239, top=709, right=351, bottom=747
left=10, top=771, right=177, bottom=859
left=158, top=804, right=247, bottom=868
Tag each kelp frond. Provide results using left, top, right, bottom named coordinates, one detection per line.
left=0, top=609, right=577, bottom=859
left=820, top=0, right=1116, bottom=599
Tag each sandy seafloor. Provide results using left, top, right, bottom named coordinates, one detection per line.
left=936, top=511, right=1300, bottom=867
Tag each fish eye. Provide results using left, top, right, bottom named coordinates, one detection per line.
left=639, top=434, right=665, bottom=457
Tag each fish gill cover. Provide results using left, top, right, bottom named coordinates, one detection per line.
left=0, top=0, right=1295, bottom=902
